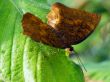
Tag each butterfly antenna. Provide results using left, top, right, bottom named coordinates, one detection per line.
left=74, top=51, right=87, bottom=72
left=65, top=46, right=87, bottom=72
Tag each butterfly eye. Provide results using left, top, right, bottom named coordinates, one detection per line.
left=69, top=47, right=73, bottom=51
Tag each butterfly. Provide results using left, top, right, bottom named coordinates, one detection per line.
left=22, top=2, right=101, bottom=49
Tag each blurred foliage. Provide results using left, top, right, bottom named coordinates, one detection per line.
left=73, top=0, right=110, bottom=59
left=72, top=0, right=110, bottom=82
left=85, top=61, right=110, bottom=82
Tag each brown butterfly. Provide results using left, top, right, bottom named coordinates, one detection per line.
left=22, top=2, right=101, bottom=49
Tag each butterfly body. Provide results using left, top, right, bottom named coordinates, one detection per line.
left=22, top=2, right=101, bottom=49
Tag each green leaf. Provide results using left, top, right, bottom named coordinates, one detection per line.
left=0, top=0, right=85, bottom=82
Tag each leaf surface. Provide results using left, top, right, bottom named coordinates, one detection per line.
left=0, top=0, right=84, bottom=82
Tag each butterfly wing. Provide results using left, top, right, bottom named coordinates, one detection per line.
left=22, top=3, right=101, bottom=49
left=22, top=13, right=67, bottom=48
left=47, top=2, right=101, bottom=45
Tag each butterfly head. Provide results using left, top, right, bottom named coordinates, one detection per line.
left=65, top=46, right=75, bottom=57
